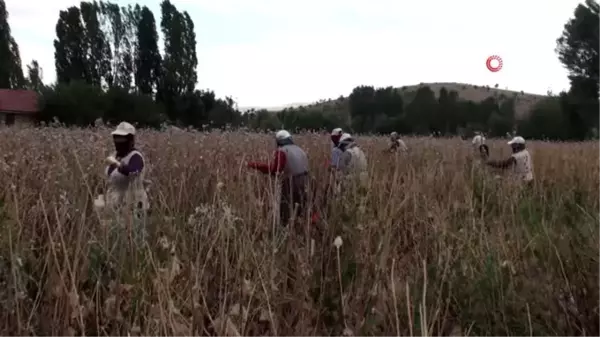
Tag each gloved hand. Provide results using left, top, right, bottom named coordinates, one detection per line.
left=106, top=156, right=120, bottom=166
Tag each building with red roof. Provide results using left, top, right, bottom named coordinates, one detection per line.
left=0, top=89, right=39, bottom=126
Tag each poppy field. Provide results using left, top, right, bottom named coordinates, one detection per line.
left=0, top=127, right=597, bottom=335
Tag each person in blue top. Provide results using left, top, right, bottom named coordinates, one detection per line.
left=318, top=128, right=344, bottom=218
left=104, top=121, right=149, bottom=243
left=104, top=122, right=148, bottom=213
left=330, top=128, right=343, bottom=170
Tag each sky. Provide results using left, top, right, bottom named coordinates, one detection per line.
left=7, top=0, right=582, bottom=109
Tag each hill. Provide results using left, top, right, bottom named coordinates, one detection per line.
left=288, top=82, right=549, bottom=119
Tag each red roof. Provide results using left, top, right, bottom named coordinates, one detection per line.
left=0, top=89, right=39, bottom=114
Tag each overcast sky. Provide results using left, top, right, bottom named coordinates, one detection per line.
left=7, top=0, right=581, bottom=108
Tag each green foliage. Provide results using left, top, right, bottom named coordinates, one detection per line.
left=25, top=60, right=42, bottom=92
left=0, top=0, right=25, bottom=89
left=135, top=6, right=161, bottom=95
left=518, top=97, right=569, bottom=140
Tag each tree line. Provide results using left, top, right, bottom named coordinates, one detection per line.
left=1, top=0, right=240, bottom=128
left=0, top=0, right=597, bottom=140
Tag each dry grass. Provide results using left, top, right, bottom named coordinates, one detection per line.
left=0, top=126, right=597, bottom=336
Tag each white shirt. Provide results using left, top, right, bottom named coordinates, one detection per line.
left=339, top=145, right=368, bottom=187
left=472, top=135, right=485, bottom=147
left=511, top=150, right=534, bottom=182
left=395, top=139, right=408, bottom=152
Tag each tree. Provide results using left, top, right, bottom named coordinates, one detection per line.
left=134, top=5, right=161, bottom=95
left=100, top=2, right=135, bottom=89
left=405, top=86, right=437, bottom=134
left=158, top=0, right=199, bottom=122
left=348, top=86, right=376, bottom=132
left=26, top=60, right=43, bottom=92
left=181, top=12, right=198, bottom=93
left=437, top=87, right=460, bottom=134
left=0, top=0, right=25, bottom=89
left=7, top=37, right=24, bottom=88
left=54, top=7, right=89, bottom=84
left=556, top=0, right=599, bottom=95
left=80, top=1, right=111, bottom=87
left=518, top=97, right=569, bottom=140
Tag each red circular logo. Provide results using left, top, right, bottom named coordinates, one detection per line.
left=486, top=55, right=503, bottom=72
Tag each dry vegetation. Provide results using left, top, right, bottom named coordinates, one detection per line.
left=0, top=127, right=597, bottom=336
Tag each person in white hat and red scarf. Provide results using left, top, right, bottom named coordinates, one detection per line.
left=329, top=128, right=344, bottom=169
left=247, top=130, right=311, bottom=228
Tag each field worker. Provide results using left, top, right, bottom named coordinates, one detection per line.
left=486, top=136, right=534, bottom=184
left=337, top=133, right=368, bottom=189
left=389, top=132, right=408, bottom=152
left=104, top=122, right=149, bottom=239
left=472, top=131, right=486, bottom=148
left=479, top=144, right=490, bottom=161
left=330, top=127, right=343, bottom=169
left=247, top=130, right=309, bottom=228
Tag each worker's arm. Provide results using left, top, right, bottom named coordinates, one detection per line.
left=248, top=150, right=286, bottom=175
left=487, top=156, right=516, bottom=169
left=337, top=151, right=352, bottom=173
left=118, top=153, right=144, bottom=176
left=106, top=153, right=144, bottom=176
left=330, top=148, right=342, bottom=170
left=106, top=163, right=118, bottom=176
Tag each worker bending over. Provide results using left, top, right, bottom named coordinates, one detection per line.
left=389, top=132, right=408, bottom=153
left=336, top=133, right=368, bottom=190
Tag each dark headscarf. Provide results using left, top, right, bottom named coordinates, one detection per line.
left=276, top=137, right=294, bottom=147
left=113, top=134, right=135, bottom=158
left=331, top=134, right=341, bottom=146
left=511, top=143, right=525, bottom=153
left=479, top=144, right=490, bottom=159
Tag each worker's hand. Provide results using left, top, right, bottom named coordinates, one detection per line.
left=106, top=156, right=120, bottom=166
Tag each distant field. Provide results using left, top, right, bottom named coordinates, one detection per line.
left=253, top=82, right=548, bottom=119
left=0, top=128, right=597, bottom=335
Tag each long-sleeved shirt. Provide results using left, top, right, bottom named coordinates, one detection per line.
left=248, top=150, right=286, bottom=175
left=330, top=147, right=343, bottom=169
left=107, top=152, right=144, bottom=176
left=472, top=135, right=486, bottom=146
left=338, top=144, right=367, bottom=174
left=390, top=139, right=407, bottom=152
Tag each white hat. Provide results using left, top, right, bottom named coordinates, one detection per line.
left=111, top=122, right=136, bottom=136
left=507, top=136, right=525, bottom=145
left=275, top=130, right=291, bottom=140
left=331, top=128, right=343, bottom=136
left=390, top=131, right=398, bottom=137
left=339, top=133, right=353, bottom=142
